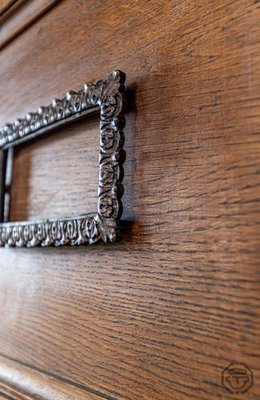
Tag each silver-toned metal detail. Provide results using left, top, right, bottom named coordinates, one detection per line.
left=0, top=70, right=126, bottom=248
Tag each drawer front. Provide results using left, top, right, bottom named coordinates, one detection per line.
left=0, top=1, right=259, bottom=400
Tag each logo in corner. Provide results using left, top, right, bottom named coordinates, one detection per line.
left=222, top=363, right=253, bottom=394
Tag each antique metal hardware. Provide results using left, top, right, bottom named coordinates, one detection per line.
left=0, top=70, right=126, bottom=248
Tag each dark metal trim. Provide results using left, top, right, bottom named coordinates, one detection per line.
left=0, top=70, right=126, bottom=247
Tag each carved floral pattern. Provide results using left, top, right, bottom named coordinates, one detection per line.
left=0, top=70, right=126, bottom=247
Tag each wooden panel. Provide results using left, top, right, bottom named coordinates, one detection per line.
left=10, top=117, right=99, bottom=222
left=0, top=0, right=59, bottom=49
left=0, top=1, right=259, bottom=400
left=0, top=355, right=107, bottom=400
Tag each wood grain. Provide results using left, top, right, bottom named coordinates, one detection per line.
left=0, top=355, right=109, bottom=400
left=0, top=0, right=259, bottom=399
left=0, top=0, right=60, bottom=49
left=10, top=116, right=100, bottom=221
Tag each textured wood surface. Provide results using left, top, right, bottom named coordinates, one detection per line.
left=10, top=117, right=99, bottom=221
left=0, top=355, right=105, bottom=400
left=0, top=0, right=59, bottom=49
left=0, top=1, right=259, bottom=400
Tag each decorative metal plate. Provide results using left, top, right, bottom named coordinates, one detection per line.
left=0, top=70, right=126, bottom=248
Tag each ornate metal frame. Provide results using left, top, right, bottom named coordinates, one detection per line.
left=0, top=70, right=126, bottom=248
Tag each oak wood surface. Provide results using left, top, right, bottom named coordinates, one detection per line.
left=0, top=0, right=59, bottom=49
left=0, top=355, right=107, bottom=400
left=0, top=1, right=259, bottom=399
left=10, top=116, right=100, bottom=221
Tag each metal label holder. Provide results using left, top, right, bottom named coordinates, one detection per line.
left=0, top=70, right=126, bottom=248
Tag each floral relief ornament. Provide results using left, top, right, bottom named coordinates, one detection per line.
left=0, top=70, right=126, bottom=248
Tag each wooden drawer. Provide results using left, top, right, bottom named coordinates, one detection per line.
left=0, top=1, right=259, bottom=399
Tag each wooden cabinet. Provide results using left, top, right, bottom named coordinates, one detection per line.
left=0, top=1, right=259, bottom=399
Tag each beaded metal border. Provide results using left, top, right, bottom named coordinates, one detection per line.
left=0, top=70, right=126, bottom=247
